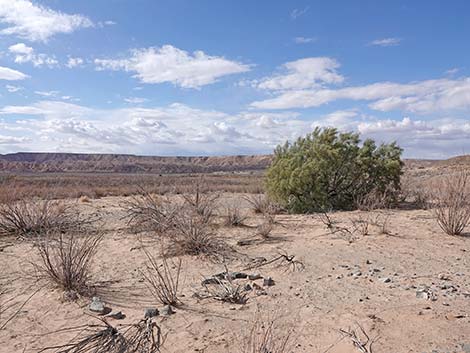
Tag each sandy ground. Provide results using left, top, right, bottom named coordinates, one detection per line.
left=0, top=194, right=469, bottom=353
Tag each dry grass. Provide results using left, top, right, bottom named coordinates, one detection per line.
left=34, top=232, right=103, bottom=297
left=0, top=197, right=96, bottom=239
left=181, top=179, right=219, bottom=224
left=141, top=249, right=182, bottom=307
left=167, top=212, right=231, bottom=260
left=240, top=312, right=294, bottom=353
left=38, top=317, right=163, bottom=353
left=124, top=190, right=179, bottom=234
left=200, top=277, right=248, bottom=304
left=224, top=206, right=247, bottom=227
left=244, top=194, right=283, bottom=215
left=431, top=170, right=470, bottom=235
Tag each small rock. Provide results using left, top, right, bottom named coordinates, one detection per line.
left=379, top=277, right=391, bottom=283
left=89, top=297, right=105, bottom=314
left=244, top=283, right=253, bottom=291
left=352, top=271, right=362, bottom=277
left=144, top=308, right=159, bottom=318
left=263, top=277, right=275, bottom=286
left=230, top=272, right=248, bottom=280
left=248, top=273, right=262, bottom=280
left=106, top=311, right=125, bottom=320
left=161, top=305, right=175, bottom=316
left=366, top=259, right=372, bottom=264
left=438, top=273, right=450, bottom=281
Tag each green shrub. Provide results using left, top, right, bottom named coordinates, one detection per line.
left=265, top=127, right=403, bottom=213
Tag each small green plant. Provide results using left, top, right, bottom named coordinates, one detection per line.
left=266, top=127, right=403, bottom=213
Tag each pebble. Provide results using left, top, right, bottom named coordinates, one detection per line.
left=263, top=277, right=275, bottom=286
left=161, top=305, right=175, bottom=316
left=106, top=311, right=125, bottom=320
left=379, top=277, right=391, bottom=283
left=248, top=273, right=263, bottom=280
left=89, top=297, right=105, bottom=314
left=144, top=308, right=159, bottom=318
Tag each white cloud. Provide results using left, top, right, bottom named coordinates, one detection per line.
left=0, top=66, right=28, bottom=80
left=0, top=101, right=469, bottom=158
left=253, top=57, right=343, bottom=91
left=35, top=90, right=59, bottom=97
left=9, top=43, right=58, bottom=67
left=124, top=97, right=147, bottom=104
left=95, top=45, right=251, bottom=89
left=66, top=57, right=84, bottom=68
left=290, top=7, right=309, bottom=20
left=0, top=0, right=93, bottom=42
left=5, top=84, right=22, bottom=92
left=369, top=38, right=401, bottom=47
left=251, top=72, right=470, bottom=114
left=293, top=37, right=316, bottom=44
left=445, top=67, right=459, bottom=76
left=0, top=135, right=30, bottom=144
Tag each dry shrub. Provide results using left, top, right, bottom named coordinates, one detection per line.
left=141, top=249, right=182, bottom=306
left=181, top=179, right=219, bottom=224
left=168, top=212, right=231, bottom=260
left=124, top=190, right=179, bottom=234
left=431, top=171, right=470, bottom=235
left=399, top=175, right=430, bottom=209
left=244, top=194, right=283, bottom=215
left=350, top=214, right=370, bottom=236
left=34, top=232, right=103, bottom=297
left=224, top=206, right=247, bottom=227
left=0, top=198, right=96, bottom=239
left=39, top=317, right=163, bottom=353
left=200, top=277, right=248, bottom=304
left=241, top=311, right=294, bottom=353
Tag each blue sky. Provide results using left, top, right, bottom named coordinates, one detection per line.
left=0, top=0, right=469, bottom=158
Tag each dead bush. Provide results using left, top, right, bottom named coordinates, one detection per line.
left=34, top=232, right=103, bottom=297
left=124, top=190, right=179, bottom=234
left=141, top=249, right=182, bottom=306
left=240, top=312, right=294, bottom=353
left=244, top=194, right=283, bottom=215
left=0, top=198, right=94, bottom=239
left=199, top=277, right=248, bottom=304
left=224, top=206, right=247, bottom=227
left=431, top=171, right=470, bottom=235
left=39, top=317, right=163, bottom=353
left=168, top=213, right=231, bottom=260
left=181, top=180, right=219, bottom=224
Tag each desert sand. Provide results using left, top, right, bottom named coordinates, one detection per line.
left=0, top=193, right=469, bottom=353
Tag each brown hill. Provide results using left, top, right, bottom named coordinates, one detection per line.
left=0, top=152, right=273, bottom=174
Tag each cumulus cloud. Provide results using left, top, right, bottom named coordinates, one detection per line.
left=368, top=38, right=401, bottom=47
left=252, top=57, right=343, bottom=91
left=0, top=66, right=28, bottom=80
left=0, top=0, right=93, bottom=42
left=94, top=45, right=251, bottom=89
left=0, top=100, right=468, bottom=158
left=251, top=71, right=470, bottom=114
left=0, top=135, right=30, bottom=144
left=9, top=43, right=58, bottom=67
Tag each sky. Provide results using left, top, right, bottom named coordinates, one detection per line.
left=0, top=0, right=469, bottom=158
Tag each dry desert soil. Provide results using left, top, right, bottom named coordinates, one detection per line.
left=0, top=194, right=469, bottom=353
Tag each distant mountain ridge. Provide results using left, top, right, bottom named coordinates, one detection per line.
left=0, top=152, right=273, bottom=174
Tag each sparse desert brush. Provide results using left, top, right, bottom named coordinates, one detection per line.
left=39, top=317, right=163, bottom=353
left=240, top=311, right=294, bottom=353
left=124, top=189, right=179, bottom=234
left=224, top=206, right=247, bottom=227
left=141, top=249, right=182, bottom=307
left=168, top=211, right=231, bottom=260
left=181, top=179, right=220, bottom=224
left=0, top=197, right=96, bottom=239
left=79, top=195, right=91, bottom=203
left=431, top=170, right=470, bottom=235
left=244, top=194, right=283, bottom=215
left=34, top=232, right=103, bottom=297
